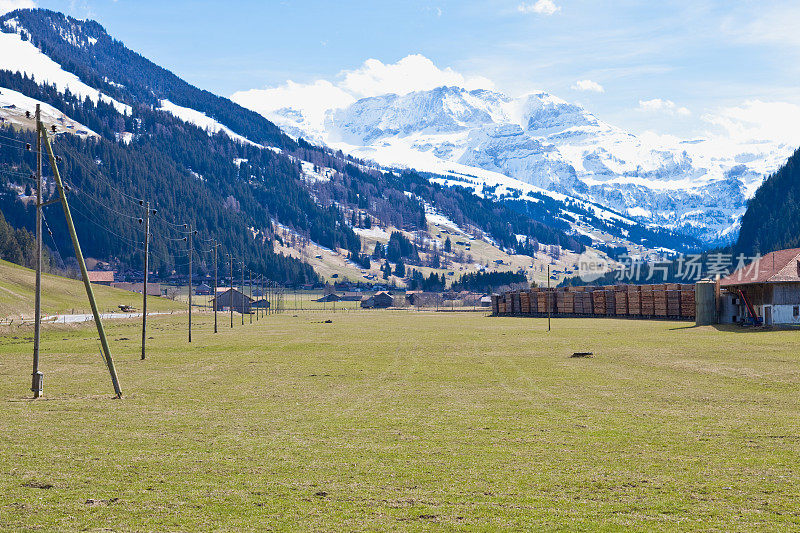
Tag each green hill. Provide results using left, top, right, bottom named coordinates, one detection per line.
left=0, top=259, right=182, bottom=318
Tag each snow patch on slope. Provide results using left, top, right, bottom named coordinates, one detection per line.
left=158, top=99, right=257, bottom=146
left=0, top=20, right=130, bottom=114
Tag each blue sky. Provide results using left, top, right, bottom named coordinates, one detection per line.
left=7, top=0, right=800, bottom=139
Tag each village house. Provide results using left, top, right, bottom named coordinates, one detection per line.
left=361, top=291, right=394, bottom=309
left=211, top=288, right=253, bottom=314
left=720, top=247, right=800, bottom=326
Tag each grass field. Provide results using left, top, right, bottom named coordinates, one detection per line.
left=0, top=260, right=184, bottom=318
left=1, top=312, right=799, bottom=530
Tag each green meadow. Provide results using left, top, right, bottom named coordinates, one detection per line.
left=1, top=309, right=799, bottom=531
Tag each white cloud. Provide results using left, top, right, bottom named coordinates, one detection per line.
left=702, top=100, right=800, bottom=145
left=571, top=79, right=604, bottom=93
left=231, top=54, right=495, bottom=136
left=638, top=98, right=691, bottom=116
left=338, top=54, right=494, bottom=98
left=517, top=0, right=560, bottom=16
left=0, top=0, right=35, bottom=15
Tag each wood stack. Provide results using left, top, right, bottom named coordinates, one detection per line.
left=604, top=290, right=616, bottom=316
left=667, top=289, right=681, bottom=316
left=627, top=286, right=641, bottom=316
left=640, top=286, right=654, bottom=316
left=491, top=294, right=500, bottom=315
left=614, top=288, right=628, bottom=315
left=653, top=285, right=667, bottom=316
left=537, top=290, right=553, bottom=314
left=520, top=290, right=531, bottom=314
left=529, top=290, right=539, bottom=314
left=680, top=287, right=695, bottom=317
left=576, top=291, right=592, bottom=314
left=512, top=291, right=522, bottom=314
left=556, top=290, right=575, bottom=314
left=592, top=290, right=606, bottom=315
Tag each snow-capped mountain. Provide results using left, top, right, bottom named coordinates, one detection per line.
left=255, top=85, right=795, bottom=244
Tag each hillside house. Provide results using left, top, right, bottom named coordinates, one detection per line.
left=211, top=288, right=253, bottom=314
left=720, top=247, right=800, bottom=326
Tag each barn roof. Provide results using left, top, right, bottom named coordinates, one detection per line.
left=720, top=248, right=800, bottom=286
left=86, top=270, right=115, bottom=282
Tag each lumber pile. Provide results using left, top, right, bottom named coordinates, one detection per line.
left=653, top=285, right=667, bottom=317
left=537, top=290, right=553, bottom=314
left=627, top=286, right=641, bottom=316
left=667, top=289, right=681, bottom=316
left=604, top=289, right=616, bottom=316
left=556, top=290, right=574, bottom=314
left=491, top=294, right=499, bottom=315
left=520, top=290, right=531, bottom=314
left=592, top=290, right=606, bottom=315
left=640, top=286, right=654, bottom=316
left=614, top=287, right=628, bottom=315
left=680, top=287, right=695, bottom=317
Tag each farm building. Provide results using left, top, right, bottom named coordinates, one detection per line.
left=211, top=288, right=253, bottom=314
left=251, top=299, right=270, bottom=309
left=719, top=248, right=800, bottom=326
left=195, top=283, right=213, bottom=296
left=361, top=291, right=394, bottom=309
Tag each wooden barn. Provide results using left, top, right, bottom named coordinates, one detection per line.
left=211, top=288, right=253, bottom=314
left=720, top=247, right=800, bottom=326
left=361, top=291, right=394, bottom=309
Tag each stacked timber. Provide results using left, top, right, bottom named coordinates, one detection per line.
left=520, top=290, right=531, bottom=314
left=491, top=294, right=500, bottom=315
left=556, top=290, right=575, bottom=314
left=537, top=290, right=553, bottom=314
left=627, top=286, right=641, bottom=316
left=653, top=284, right=668, bottom=316
left=604, top=289, right=616, bottom=316
left=640, top=286, right=655, bottom=316
left=592, top=290, right=606, bottom=315
left=529, top=290, right=539, bottom=314
left=667, top=290, right=681, bottom=316
left=574, top=291, right=590, bottom=314
left=614, top=287, right=629, bottom=315
left=680, top=287, right=695, bottom=318
left=511, top=291, right=521, bottom=314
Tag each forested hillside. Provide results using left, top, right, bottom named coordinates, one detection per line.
left=0, top=8, right=594, bottom=285
left=735, top=147, right=800, bottom=256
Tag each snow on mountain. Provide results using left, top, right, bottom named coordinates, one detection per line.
left=0, top=17, right=130, bottom=115
left=0, top=86, right=98, bottom=137
left=240, top=82, right=795, bottom=244
left=157, top=99, right=258, bottom=146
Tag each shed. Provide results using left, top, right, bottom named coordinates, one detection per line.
left=195, top=283, right=213, bottom=295
left=211, top=288, right=253, bottom=314
left=720, top=247, right=800, bottom=325
left=361, top=291, right=393, bottom=308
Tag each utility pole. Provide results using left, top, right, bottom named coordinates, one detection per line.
left=213, top=241, right=220, bottom=333
left=249, top=269, right=253, bottom=324
left=241, top=261, right=245, bottom=325
left=140, top=200, right=154, bottom=360
left=31, top=104, right=43, bottom=398
left=186, top=223, right=195, bottom=342
left=228, top=255, right=233, bottom=328
left=547, top=265, right=551, bottom=332
left=40, top=123, right=122, bottom=398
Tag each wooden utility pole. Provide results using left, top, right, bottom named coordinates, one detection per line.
left=249, top=269, right=253, bottom=324
left=39, top=123, right=122, bottom=398
left=187, top=223, right=194, bottom=343
left=547, top=265, right=551, bottom=332
left=241, top=261, right=245, bottom=325
left=31, top=104, right=43, bottom=398
left=213, top=241, right=219, bottom=333
left=140, top=200, right=153, bottom=360
left=228, top=255, right=233, bottom=328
